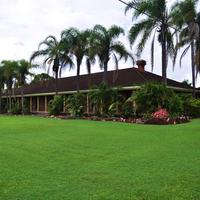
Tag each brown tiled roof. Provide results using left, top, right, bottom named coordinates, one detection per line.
left=6, top=67, right=194, bottom=96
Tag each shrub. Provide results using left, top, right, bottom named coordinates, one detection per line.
left=89, top=82, right=119, bottom=115
left=66, top=93, right=86, bottom=117
left=0, top=98, right=7, bottom=113
left=188, top=98, right=200, bottom=118
left=135, top=83, right=183, bottom=116
left=178, top=94, right=200, bottom=118
left=48, top=95, right=63, bottom=115
left=11, top=102, right=22, bottom=114
left=167, top=94, right=183, bottom=117
left=23, top=98, right=30, bottom=114
left=121, top=100, right=135, bottom=118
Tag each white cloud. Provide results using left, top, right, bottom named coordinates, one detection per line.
left=0, top=0, right=199, bottom=86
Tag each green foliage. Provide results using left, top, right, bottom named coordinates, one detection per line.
left=66, top=93, right=86, bottom=117
left=11, top=102, right=22, bottom=115
left=121, top=101, right=135, bottom=118
left=23, top=98, right=30, bottom=114
left=120, top=96, right=136, bottom=118
left=125, top=0, right=175, bottom=69
left=188, top=98, right=200, bottom=118
left=108, top=89, right=125, bottom=117
left=91, top=25, right=133, bottom=74
left=135, top=83, right=183, bottom=116
left=31, top=73, right=53, bottom=84
left=0, top=98, right=7, bottom=113
left=167, top=94, right=183, bottom=117
left=48, top=95, right=63, bottom=115
left=89, top=82, right=119, bottom=115
left=179, top=93, right=200, bottom=118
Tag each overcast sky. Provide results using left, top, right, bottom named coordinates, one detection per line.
left=0, top=0, right=199, bottom=86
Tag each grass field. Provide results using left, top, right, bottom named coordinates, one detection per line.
left=0, top=116, right=200, bottom=200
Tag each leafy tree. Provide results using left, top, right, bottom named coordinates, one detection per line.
left=30, top=35, right=74, bottom=94
left=31, top=73, right=53, bottom=83
left=125, top=0, right=176, bottom=84
left=90, top=24, right=134, bottom=81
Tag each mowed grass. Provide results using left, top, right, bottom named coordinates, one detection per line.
left=0, top=116, right=200, bottom=200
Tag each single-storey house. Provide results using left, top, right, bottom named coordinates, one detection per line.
left=1, top=61, right=199, bottom=114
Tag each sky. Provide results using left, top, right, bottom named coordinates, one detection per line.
left=0, top=0, right=199, bottom=86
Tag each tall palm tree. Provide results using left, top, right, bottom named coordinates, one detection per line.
left=30, top=35, right=74, bottom=94
left=16, top=59, right=37, bottom=114
left=125, top=0, right=176, bottom=84
left=171, top=0, right=199, bottom=97
left=61, top=28, right=91, bottom=92
left=90, top=24, right=134, bottom=81
left=1, top=60, right=18, bottom=112
left=195, top=12, right=200, bottom=74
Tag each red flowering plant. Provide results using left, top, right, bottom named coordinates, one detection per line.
left=152, top=108, right=169, bottom=119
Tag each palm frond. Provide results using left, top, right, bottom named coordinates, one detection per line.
left=108, top=25, right=124, bottom=39
left=150, top=29, right=157, bottom=71
left=180, top=44, right=191, bottom=67
left=128, top=18, right=155, bottom=46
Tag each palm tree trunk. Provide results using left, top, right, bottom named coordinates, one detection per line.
left=55, top=72, right=58, bottom=95
left=161, top=22, right=167, bottom=85
left=103, top=63, right=108, bottom=82
left=191, top=40, right=196, bottom=98
left=76, top=63, right=80, bottom=93
left=6, top=92, right=9, bottom=112
left=21, top=87, right=24, bottom=114
left=9, top=89, right=12, bottom=113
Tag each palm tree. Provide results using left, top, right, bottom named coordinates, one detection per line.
left=1, top=60, right=18, bottom=112
left=30, top=35, right=74, bottom=94
left=171, top=0, right=199, bottom=97
left=61, top=28, right=91, bottom=92
left=125, top=0, right=176, bottom=84
left=16, top=59, right=37, bottom=114
left=89, top=82, right=116, bottom=115
left=90, top=24, right=134, bottom=81
left=195, top=12, right=200, bottom=75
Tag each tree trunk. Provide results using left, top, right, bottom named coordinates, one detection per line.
left=76, top=63, right=80, bottom=93
left=9, top=90, right=12, bottom=113
left=161, top=21, right=167, bottom=85
left=103, top=63, right=108, bottom=82
left=21, top=87, right=24, bottom=114
left=191, top=40, right=196, bottom=98
left=55, top=71, right=58, bottom=95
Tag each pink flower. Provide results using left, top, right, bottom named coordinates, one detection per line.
left=152, top=108, right=169, bottom=119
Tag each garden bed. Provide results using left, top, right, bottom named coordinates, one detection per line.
left=47, top=115, right=190, bottom=125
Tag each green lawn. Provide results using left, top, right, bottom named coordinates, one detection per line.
left=0, top=116, right=200, bottom=200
